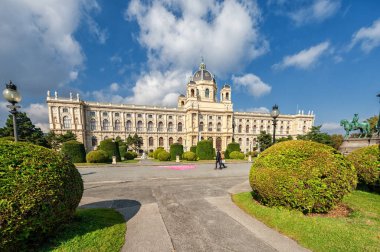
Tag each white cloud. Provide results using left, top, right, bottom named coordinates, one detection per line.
left=349, top=19, right=380, bottom=53
left=245, top=107, right=270, bottom=113
left=23, top=103, right=49, bottom=132
left=109, top=82, right=120, bottom=92
left=0, top=0, right=101, bottom=97
left=321, top=122, right=343, bottom=135
left=85, top=14, right=109, bottom=44
left=273, top=41, right=330, bottom=70
left=232, top=74, right=271, bottom=98
left=288, top=0, right=341, bottom=26
left=0, top=102, right=10, bottom=127
left=123, top=0, right=268, bottom=105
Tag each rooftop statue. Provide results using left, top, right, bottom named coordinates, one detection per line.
left=340, top=114, right=370, bottom=139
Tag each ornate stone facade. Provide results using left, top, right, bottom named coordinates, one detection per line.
left=47, top=62, right=315, bottom=152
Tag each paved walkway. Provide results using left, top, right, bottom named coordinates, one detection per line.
left=79, top=163, right=308, bottom=252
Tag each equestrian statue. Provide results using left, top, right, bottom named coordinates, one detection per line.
left=340, top=114, right=371, bottom=139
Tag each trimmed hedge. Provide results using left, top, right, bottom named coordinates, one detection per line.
left=86, top=150, right=109, bottom=163
left=225, top=142, right=240, bottom=159
left=0, top=141, right=83, bottom=251
left=61, top=140, right=86, bottom=163
left=196, top=140, right=214, bottom=160
left=158, top=150, right=171, bottom=161
left=183, top=151, right=197, bottom=161
left=153, top=147, right=165, bottom=159
left=229, top=151, right=245, bottom=160
left=170, top=143, right=184, bottom=160
left=249, top=140, right=357, bottom=213
left=190, top=146, right=197, bottom=153
left=98, top=139, right=121, bottom=162
left=125, top=151, right=137, bottom=160
left=347, top=145, right=380, bottom=187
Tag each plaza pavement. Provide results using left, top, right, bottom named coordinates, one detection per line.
left=78, top=160, right=309, bottom=252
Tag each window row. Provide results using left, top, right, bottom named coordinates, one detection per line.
left=89, top=119, right=184, bottom=132
left=198, top=122, right=222, bottom=132
left=90, top=111, right=179, bottom=119
left=91, top=136, right=183, bottom=147
left=237, top=125, right=291, bottom=133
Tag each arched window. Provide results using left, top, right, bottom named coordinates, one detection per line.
left=168, top=122, right=173, bottom=132
left=191, top=89, right=195, bottom=97
left=159, top=137, right=164, bottom=147
left=253, top=125, right=257, bottom=133
left=63, top=116, right=71, bottom=129
left=102, top=119, right=109, bottom=131
left=181, top=101, right=184, bottom=106
left=169, top=137, right=173, bottom=146
left=196, top=89, right=199, bottom=96
left=177, top=137, right=182, bottom=144
left=91, top=136, right=97, bottom=147
left=246, top=138, right=249, bottom=146
left=208, top=137, right=213, bottom=144
left=199, top=122, right=204, bottom=132
left=205, top=88, right=209, bottom=98
left=226, top=92, right=229, bottom=100
left=217, top=122, right=221, bottom=132
left=147, top=121, right=153, bottom=132
left=246, top=125, right=249, bottom=133
left=126, top=120, right=132, bottom=131
left=158, top=121, right=163, bottom=132
left=280, top=126, right=284, bottom=134
left=208, top=122, right=212, bottom=132
left=115, top=120, right=121, bottom=131
left=137, top=121, right=143, bottom=132
left=287, top=126, right=290, bottom=134
left=238, top=138, right=242, bottom=146
left=238, top=125, right=242, bottom=133
left=90, top=118, right=96, bottom=130
left=149, top=137, right=154, bottom=146
left=177, top=122, right=183, bottom=132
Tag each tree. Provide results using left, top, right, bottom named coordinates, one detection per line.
left=0, top=112, right=48, bottom=147
left=126, top=133, right=143, bottom=152
left=366, top=115, right=379, bottom=133
left=276, top=135, right=293, bottom=143
left=330, top=134, right=344, bottom=150
left=297, top=125, right=332, bottom=146
left=257, top=131, right=272, bottom=151
left=45, top=131, right=77, bottom=150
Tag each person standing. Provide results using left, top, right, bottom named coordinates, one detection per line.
left=215, top=149, right=222, bottom=169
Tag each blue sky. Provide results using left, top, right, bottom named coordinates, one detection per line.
left=0, top=0, right=379, bottom=134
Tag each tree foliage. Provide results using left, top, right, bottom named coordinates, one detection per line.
left=45, top=131, right=77, bottom=150
left=297, top=125, right=332, bottom=146
left=330, top=134, right=344, bottom=150
left=0, top=112, right=48, bottom=147
left=366, top=115, right=379, bottom=133
left=126, top=133, right=143, bottom=152
left=257, top=131, right=272, bottom=151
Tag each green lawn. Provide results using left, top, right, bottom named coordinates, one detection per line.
left=39, top=208, right=126, bottom=252
left=232, top=190, right=380, bottom=252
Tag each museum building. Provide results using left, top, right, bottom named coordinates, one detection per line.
left=47, top=62, right=315, bottom=152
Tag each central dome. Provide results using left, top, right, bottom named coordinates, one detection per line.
left=192, top=61, right=214, bottom=82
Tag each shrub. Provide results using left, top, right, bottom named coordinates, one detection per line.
left=170, top=143, right=184, bottom=160
left=196, top=140, right=214, bottom=160
left=249, top=140, right=357, bottom=213
left=86, top=150, right=109, bottom=163
left=183, top=151, right=197, bottom=161
left=158, top=150, right=171, bottom=161
left=153, top=147, right=165, bottom=159
left=148, top=151, right=154, bottom=158
left=60, top=140, right=86, bottom=163
left=225, top=142, right=240, bottom=159
left=245, top=151, right=257, bottom=157
left=229, top=151, right=245, bottom=159
left=0, top=141, right=83, bottom=251
left=190, top=146, right=197, bottom=153
left=125, top=151, right=137, bottom=160
left=119, top=145, right=127, bottom=159
left=347, top=145, right=380, bottom=187
left=98, top=139, right=121, bottom=162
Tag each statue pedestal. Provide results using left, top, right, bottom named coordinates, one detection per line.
left=339, top=137, right=380, bottom=155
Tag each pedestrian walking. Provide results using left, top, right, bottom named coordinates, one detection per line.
left=215, top=149, right=222, bottom=169
left=220, top=151, right=227, bottom=168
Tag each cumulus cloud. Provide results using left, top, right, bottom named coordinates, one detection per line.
left=232, top=74, right=271, bottom=98
left=122, top=0, right=268, bottom=106
left=288, top=0, right=341, bottom=26
left=349, top=18, right=380, bottom=53
left=273, top=41, right=330, bottom=70
left=23, top=103, right=49, bottom=132
left=0, top=0, right=102, bottom=97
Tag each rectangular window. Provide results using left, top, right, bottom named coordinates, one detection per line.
left=126, top=113, right=131, bottom=117
left=148, top=114, right=153, bottom=118
left=103, top=112, right=108, bottom=117
left=63, top=108, right=68, bottom=113
left=138, top=114, right=142, bottom=118
left=90, top=111, right=96, bottom=117
left=169, top=115, right=172, bottom=119
left=209, top=116, right=212, bottom=119
left=218, top=116, right=221, bottom=120
left=115, top=112, right=120, bottom=117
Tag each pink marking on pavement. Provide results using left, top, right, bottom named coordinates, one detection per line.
left=157, top=165, right=196, bottom=170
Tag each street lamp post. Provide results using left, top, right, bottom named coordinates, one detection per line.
left=376, top=93, right=380, bottom=137
left=270, top=104, right=280, bottom=144
left=2, top=81, right=22, bottom=142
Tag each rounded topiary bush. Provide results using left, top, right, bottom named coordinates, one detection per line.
left=170, top=143, right=184, bottom=160
left=249, top=140, right=357, bottom=213
left=158, top=150, right=171, bottom=161
left=86, top=150, right=109, bottom=163
left=125, top=151, right=137, bottom=160
left=98, top=139, right=121, bottom=162
left=183, top=151, right=197, bottom=161
left=229, top=151, right=245, bottom=160
left=196, top=140, right=214, bottom=160
left=153, top=147, right=165, bottom=159
left=225, top=142, right=240, bottom=159
left=61, top=140, right=86, bottom=163
left=0, top=141, right=83, bottom=251
left=347, top=145, right=380, bottom=187
left=190, top=146, right=197, bottom=153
